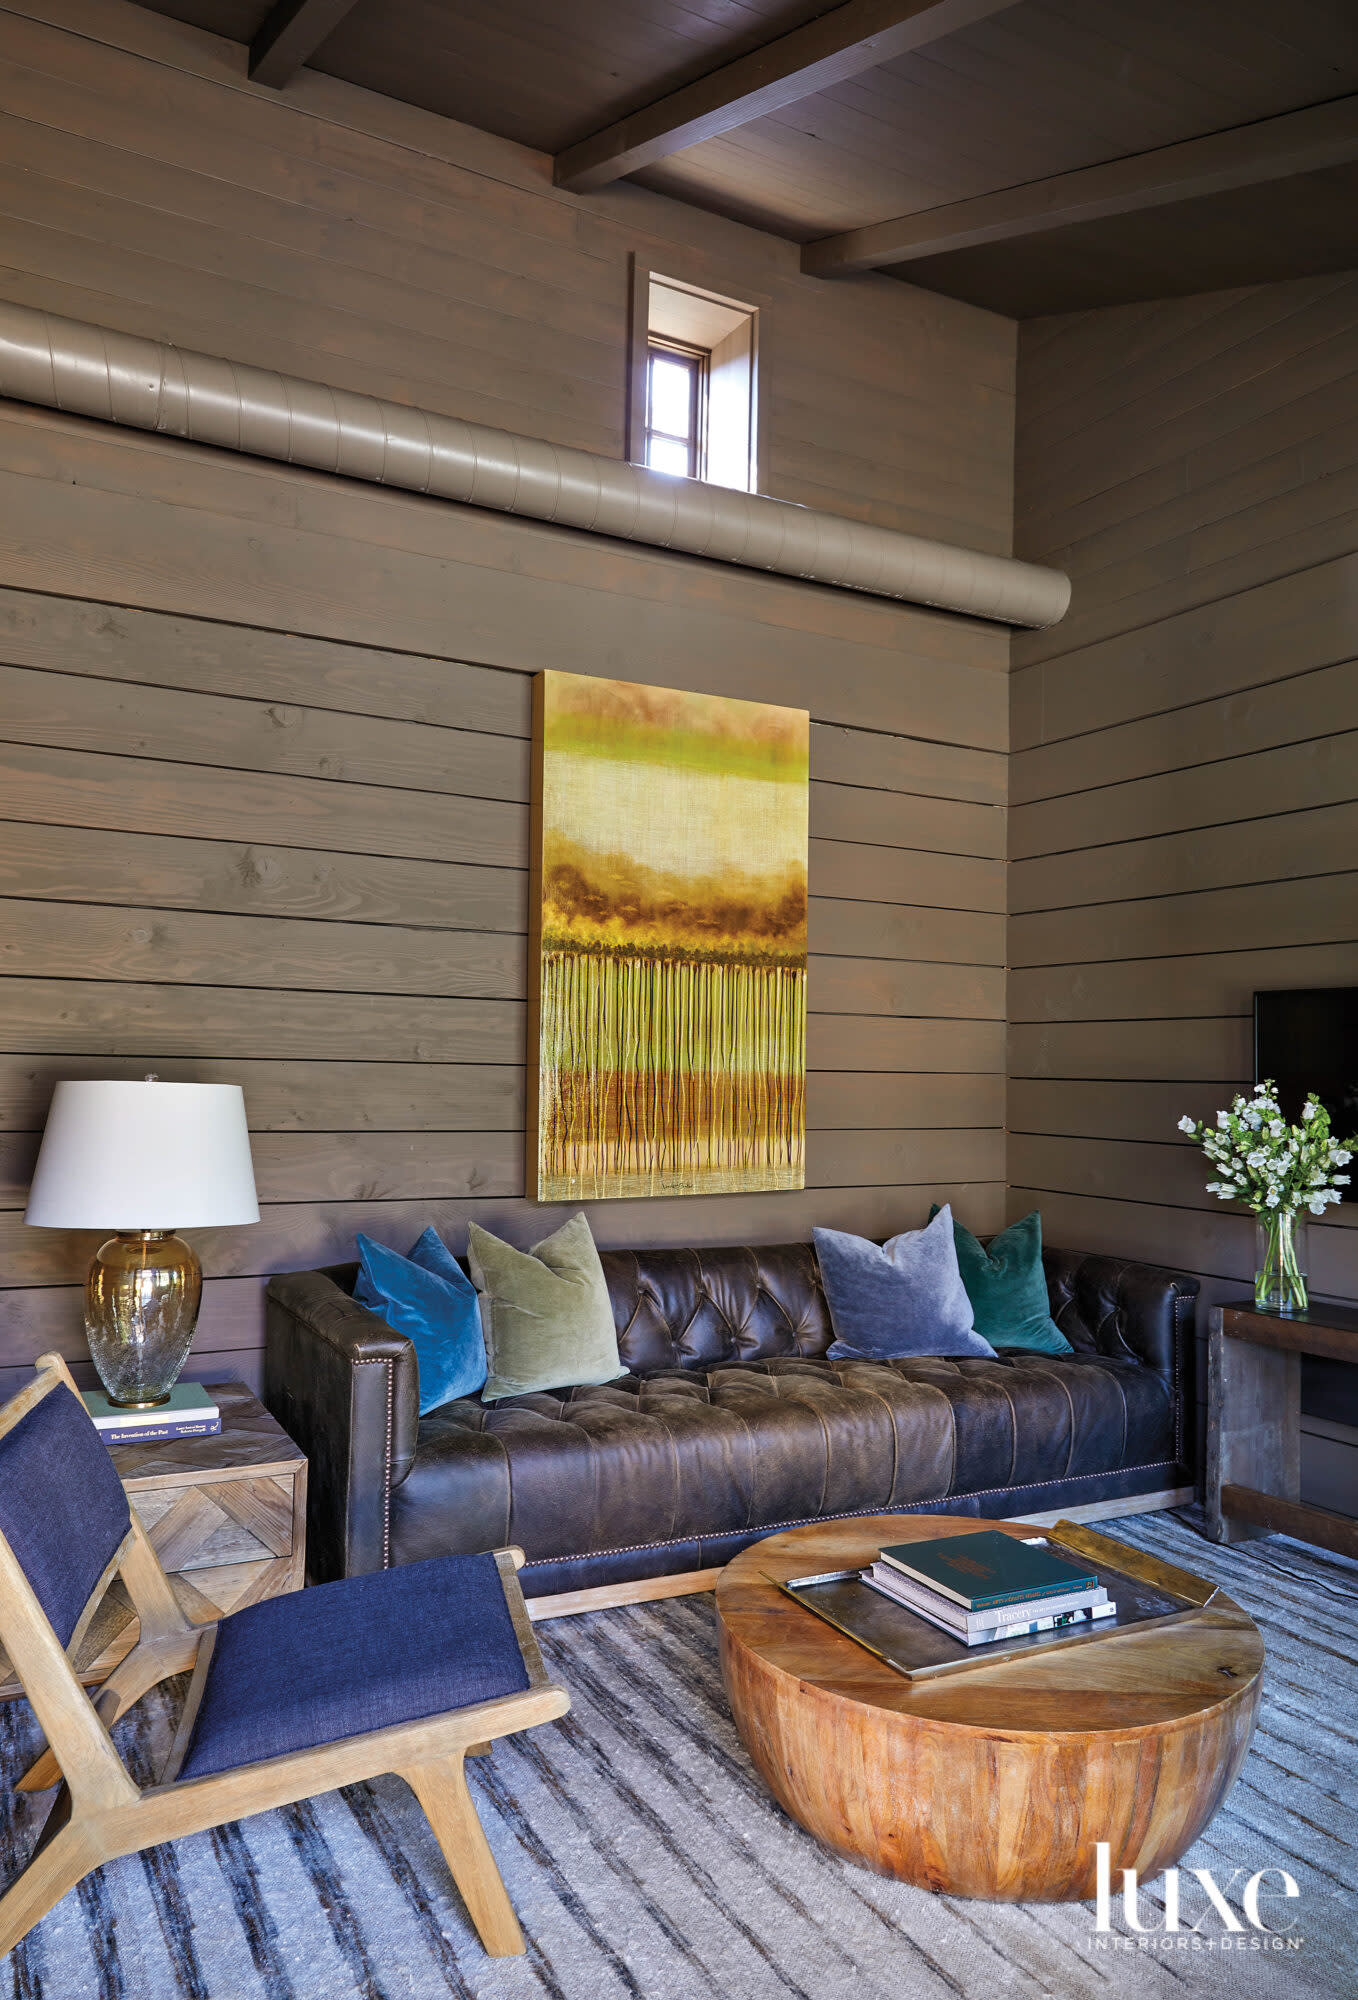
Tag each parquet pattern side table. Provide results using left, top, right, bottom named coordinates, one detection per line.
left=0, top=1380, right=306, bottom=1699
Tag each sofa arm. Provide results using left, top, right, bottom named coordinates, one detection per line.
left=1043, top=1247, right=1197, bottom=1378
left=1044, top=1246, right=1198, bottom=1471
left=264, top=1267, right=420, bottom=1581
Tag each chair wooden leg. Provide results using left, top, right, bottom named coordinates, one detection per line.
left=14, top=1747, right=61, bottom=1796
left=0, top=1823, right=94, bottom=1958
left=399, top=1753, right=524, bottom=1957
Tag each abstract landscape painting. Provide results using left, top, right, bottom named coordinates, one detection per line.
left=531, top=671, right=808, bottom=1200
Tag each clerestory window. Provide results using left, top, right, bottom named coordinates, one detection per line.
left=629, top=267, right=760, bottom=493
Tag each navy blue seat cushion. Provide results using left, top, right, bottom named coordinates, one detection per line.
left=0, top=1385, right=131, bottom=1647
left=179, top=1551, right=530, bottom=1781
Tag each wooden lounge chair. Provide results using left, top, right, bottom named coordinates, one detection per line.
left=0, top=1351, right=569, bottom=1959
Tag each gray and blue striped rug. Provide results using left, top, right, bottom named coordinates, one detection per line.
left=1, top=1514, right=1353, bottom=2000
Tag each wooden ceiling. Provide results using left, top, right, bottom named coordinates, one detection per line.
left=141, top=0, right=1358, bottom=316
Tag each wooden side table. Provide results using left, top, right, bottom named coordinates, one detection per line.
left=1207, top=1299, right=1358, bottom=1559
left=0, top=1380, right=307, bottom=1699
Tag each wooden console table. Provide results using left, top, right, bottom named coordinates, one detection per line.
left=1207, top=1300, right=1358, bottom=1558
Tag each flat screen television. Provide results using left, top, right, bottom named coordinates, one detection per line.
left=1254, top=987, right=1358, bottom=1203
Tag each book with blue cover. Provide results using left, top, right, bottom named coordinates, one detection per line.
left=877, top=1529, right=1098, bottom=1609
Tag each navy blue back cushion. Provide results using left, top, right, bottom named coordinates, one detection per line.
left=0, top=1385, right=132, bottom=1648
left=180, top=1551, right=530, bottom=1780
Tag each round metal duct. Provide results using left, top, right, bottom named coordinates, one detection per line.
left=0, top=301, right=1070, bottom=629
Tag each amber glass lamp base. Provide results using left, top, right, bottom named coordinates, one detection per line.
left=85, top=1230, right=202, bottom=1408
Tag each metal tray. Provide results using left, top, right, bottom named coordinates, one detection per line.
left=777, top=1526, right=1213, bottom=1683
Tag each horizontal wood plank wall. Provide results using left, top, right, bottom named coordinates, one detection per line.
left=0, top=0, right=1016, bottom=1397
left=1010, top=275, right=1358, bottom=1485
left=0, top=0, right=1016, bottom=554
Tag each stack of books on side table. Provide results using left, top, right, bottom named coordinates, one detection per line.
left=81, top=1382, right=222, bottom=1447
left=863, top=1529, right=1115, bottom=1646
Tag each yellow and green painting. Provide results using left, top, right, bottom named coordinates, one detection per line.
left=531, top=671, right=808, bottom=1201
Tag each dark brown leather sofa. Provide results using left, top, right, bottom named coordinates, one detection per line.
left=265, top=1241, right=1197, bottom=1600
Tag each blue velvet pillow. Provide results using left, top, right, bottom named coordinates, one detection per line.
left=355, top=1227, right=487, bottom=1413
left=815, top=1207, right=996, bottom=1362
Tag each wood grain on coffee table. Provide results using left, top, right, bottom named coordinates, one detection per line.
left=716, top=1514, right=1263, bottom=1901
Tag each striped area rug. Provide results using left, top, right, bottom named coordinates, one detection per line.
left=1, top=1513, right=1353, bottom=2000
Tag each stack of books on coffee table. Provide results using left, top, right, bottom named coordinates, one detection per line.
left=862, top=1530, right=1115, bottom=1647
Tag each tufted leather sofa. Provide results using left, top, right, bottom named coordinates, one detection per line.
left=265, top=1241, right=1197, bottom=1598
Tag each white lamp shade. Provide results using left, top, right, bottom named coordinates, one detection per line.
left=26, top=1080, right=260, bottom=1229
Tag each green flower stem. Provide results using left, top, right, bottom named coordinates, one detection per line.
left=1255, top=1208, right=1307, bottom=1314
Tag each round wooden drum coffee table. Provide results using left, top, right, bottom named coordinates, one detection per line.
left=716, top=1514, right=1264, bottom=1901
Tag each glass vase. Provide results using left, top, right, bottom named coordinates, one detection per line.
left=85, top=1230, right=202, bottom=1406
left=1254, top=1210, right=1308, bottom=1315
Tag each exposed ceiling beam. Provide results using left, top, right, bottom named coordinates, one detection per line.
left=553, top=0, right=1020, bottom=195
left=249, top=0, right=362, bottom=89
left=802, top=92, right=1358, bottom=276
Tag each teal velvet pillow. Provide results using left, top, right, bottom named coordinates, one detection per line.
left=931, top=1207, right=1073, bottom=1355
left=355, top=1226, right=487, bottom=1412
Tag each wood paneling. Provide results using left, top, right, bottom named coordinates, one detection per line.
left=0, top=1056, right=525, bottom=1135
left=0, top=1176, right=1008, bottom=1372
left=802, top=98, right=1358, bottom=277
left=0, top=1060, right=1000, bottom=1141
left=42, top=0, right=1358, bottom=318
left=0, top=587, right=529, bottom=734
left=244, top=0, right=1358, bottom=257
left=1006, top=1189, right=1357, bottom=1311
left=811, top=900, right=1002, bottom=965
left=1009, top=943, right=1358, bottom=1027
left=0, top=661, right=530, bottom=801
left=898, top=163, right=1358, bottom=319
left=6, top=1167, right=1010, bottom=1291
left=1011, top=1132, right=1351, bottom=1222
left=0, top=899, right=527, bottom=999
left=1009, top=1016, right=1254, bottom=1085
left=0, top=4, right=1014, bottom=1391
left=0, top=406, right=1010, bottom=726
left=0, top=1, right=1017, bottom=551
left=0, top=822, right=524, bottom=935
left=551, top=1, right=1024, bottom=194
left=1006, top=1079, right=1234, bottom=1148
left=1010, top=808, right=1358, bottom=915
left=1011, top=271, right=1358, bottom=1509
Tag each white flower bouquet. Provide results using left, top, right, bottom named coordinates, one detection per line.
left=1177, top=1082, right=1353, bottom=1312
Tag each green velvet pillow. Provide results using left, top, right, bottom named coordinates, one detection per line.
left=930, top=1207, right=1072, bottom=1355
left=467, top=1212, right=627, bottom=1402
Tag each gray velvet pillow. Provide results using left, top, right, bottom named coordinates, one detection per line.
left=816, top=1206, right=996, bottom=1361
left=467, top=1211, right=627, bottom=1402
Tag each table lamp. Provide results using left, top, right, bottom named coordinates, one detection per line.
left=25, top=1077, right=259, bottom=1408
